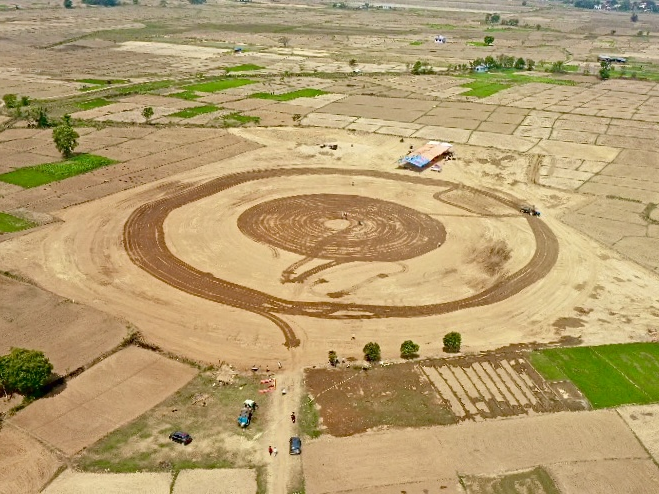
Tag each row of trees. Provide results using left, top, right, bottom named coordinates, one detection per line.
left=0, top=348, right=53, bottom=400
left=329, top=333, right=462, bottom=366
left=570, top=0, right=659, bottom=11
left=470, top=54, right=536, bottom=71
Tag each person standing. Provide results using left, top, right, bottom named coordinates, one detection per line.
left=272, top=447, right=278, bottom=457
left=291, top=412, right=296, bottom=424
left=268, top=445, right=273, bottom=456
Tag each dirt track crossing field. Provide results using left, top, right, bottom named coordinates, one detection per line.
left=124, top=168, right=558, bottom=347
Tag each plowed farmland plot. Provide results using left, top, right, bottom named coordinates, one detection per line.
left=422, top=352, right=589, bottom=421
left=305, top=353, right=588, bottom=436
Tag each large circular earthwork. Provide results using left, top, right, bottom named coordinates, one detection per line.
left=124, top=168, right=558, bottom=347
left=237, top=194, right=446, bottom=262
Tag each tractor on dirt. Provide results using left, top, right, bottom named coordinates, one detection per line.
left=520, top=205, right=541, bottom=217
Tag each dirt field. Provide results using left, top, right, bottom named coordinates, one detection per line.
left=3, top=2, right=659, bottom=492
left=43, top=470, right=172, bottom=494
left=0, top=274, right=127, bottom=375
left=173, top=469, right=257, bottom=494
left=0, top=426, right=62, bottom=494
left=9, top=346, right=197, bottom=455
left=302, top=410, right=659, bottom=493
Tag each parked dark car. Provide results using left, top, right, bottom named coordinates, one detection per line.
left=289, top=436, right=302, bottom=455
left=169, top=431, right=193, bottom=445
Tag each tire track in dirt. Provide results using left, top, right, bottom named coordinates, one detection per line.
left=124, top=168, right=558, bottom=347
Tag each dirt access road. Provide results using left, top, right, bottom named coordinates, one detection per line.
left=124, top=167, right=558, bottom=348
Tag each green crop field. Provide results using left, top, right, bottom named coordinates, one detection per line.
left=77, top=78, right=129, bottom=85
left=0, top=154, right=117, bottom=188
left=460, top=80, right=510, bottom=97
left=529, top=343, right=659, bottom=408
left=77, top=98, right=113, bottom=110
left=249, top=88, right=327, bottom=101
left=182, top=78, right=255, bottom=93
left=225, top=64, right=264, bottom=72
left=0, top=212, right=36, bottom=233
left=169, top=105, right=219, bottom=118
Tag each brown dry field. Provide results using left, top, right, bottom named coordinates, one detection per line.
left=0, top=275, right=127, bottom=375
left=9, top=346, right=197, bottom=455
left=0, top=426, right=62, bottom=494
left=43, top=470, right=172, bottom=494
left=2, top=2, right=659, bottom=493
left=303, top=410, right=659, bottom=493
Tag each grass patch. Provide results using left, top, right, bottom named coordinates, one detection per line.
left=467, top=41, right=489, bottom=47
left=0, top=154, right=117, bottom=188
left=427, top=23, right=458, bottom=30
left=249, top=88, right=327, bottom=101
left=182, top=78, right=256, bottom=93
left=460, top=80, right=510, bottom=98
left=76, top=372, right=269, bottom=473
left=529, top=343, right=659, bottom=408
left=225, top=64, right=264, bottom=73
left=298, top=395, right=322, bottom=439
left=0, top=212, right=36, bottom=233
left=78, top=78, right=129, bottom=86
left=223, top=112, right=260, bottom=125
left=168, top=105, right=219, bottom=118
left=168, top=91, right=201, bottom=101
left=76, top=98, right=113, bottom=111
left=410, top=40, right=423, bottom=46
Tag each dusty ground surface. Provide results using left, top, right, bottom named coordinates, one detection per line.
left=2, top=127, right=658, bottom=371
left=617, top=404, right=659, bottom=462
left=43, top=470, right=172, bottom=494
left=9, top=346, right=197, bottom=455
left=0, top=426, right=62, bottom=494
left=173, top=469, right=256, bottom=494
left=2, top=2, right=659, bottom=493
left=302, top=410, right=659, bottom=493
left=0, top=274, right=127, bottom=375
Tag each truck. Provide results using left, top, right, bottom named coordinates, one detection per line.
left=520, top=205, right=541, bottom=217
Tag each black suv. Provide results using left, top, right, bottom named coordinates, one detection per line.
left=169, top=431, right=193, bottom=445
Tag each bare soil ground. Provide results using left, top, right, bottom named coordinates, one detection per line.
left=43, top=470, right=172, bottom=494
left=617, top=404, right=659, bottom=462
left=0, top=274, right=127, bottom=375
left=10, top=346, right=197, bottom=455
left=302, top=410, right=659, bottom=493
left=0, top=426, right=62, bottom=494
left=173, top=468, right=256, bottom=494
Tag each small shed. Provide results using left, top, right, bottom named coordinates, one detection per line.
left=474, top=64, right=488, bottom=73
left=434, top=35, right=446, bottom=43
left=403, top=141, right=453, bottom=171
left=233, top=46, right=243, bottom=54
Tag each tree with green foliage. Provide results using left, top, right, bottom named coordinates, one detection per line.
left=348, top=58, right=357, bottom=68
left=52, top=114, right=79, bottom=158
left=599, top=63, right=611, bottom=80
left=328, top=350, right=339, bottom=366
left=278, top=36, right=291, bottom=48
left=27, top=106, right=51, bottom=129
left=0, top=348, right=53, bottom=398
left=20, top=95, right=30, bottom=106
left=2, top=93, right=17, bottom=109
left=411, top=60, right=433, bottom=74
left=400, top=340, right=420, bottom=359
left=631, top=12, right=639, bottom=22
left=64, top=0, right=73, bottom=7
left=549, top=60, right=566, bottom=73
left=526, top=58, right=535, bottom=70
left=514, top=57, right=526, bottom=70
left=483, top=36, right=494, bottom=46
left=443, top=332, right=462, bottom=353
left=363, top=342, right=381, bottom=362
left=141, top=106, right=154, bottom=124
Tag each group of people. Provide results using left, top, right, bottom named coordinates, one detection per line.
left=268, top=412, right=296, bottom=457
